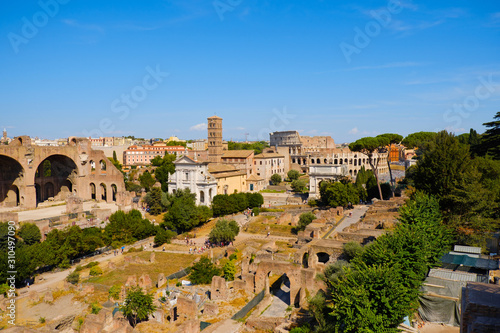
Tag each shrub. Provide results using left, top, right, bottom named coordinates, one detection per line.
left=66, top=271, right=80, bottom=285
left=308, top=199, right=317, bottom=207
left=342, top=242, right=364, bottom=262
left=154, top=228, right=177, bottom=246
left=291, top=179, right=307, bottom=192
left=297, top=212, right=316, bottom=231
left=222, top=260, right=236, bottom=281
left=252, top=207, right=260, bottom=216
left=208, top=219, right=240, bottom=244
left=270, top=174, right=282, bottom=185
left=287, top=169, right=300, bottom=181
left=91, top=302, right=101, bottom=314
left=189, top=256, right=221, bottom=285
left=74, top=265, right=83, bottom=272
left=85, top=261, right=99, bottom=269
left=229, top=253, right=237, bottom=261
left=89, top=266, right=103, bottom=276
left=109, top=285, right=120, bottom=300
left=39, top=317, right=46, bottom=324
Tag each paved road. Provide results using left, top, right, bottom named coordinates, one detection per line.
left=334, top=204, right=369, bottom=233
left=261, top=280, right=290, bottom=317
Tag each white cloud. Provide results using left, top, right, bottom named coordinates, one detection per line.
left=235, top=127, right=245, bottom=130
left=349, top=127, right=359, bottom=134
left=190, top=123, right=206, bottom=131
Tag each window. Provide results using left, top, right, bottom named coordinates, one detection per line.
left=185, top=172, right=189, bottom=181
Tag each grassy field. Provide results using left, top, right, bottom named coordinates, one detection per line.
left=246, top=216, right=295, bottom=237
left=87, top=251, right=198, bottom=287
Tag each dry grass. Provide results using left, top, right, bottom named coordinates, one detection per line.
left=246, top=220, right=295, bottom=237
left=87, top=251, right=198, bottom=287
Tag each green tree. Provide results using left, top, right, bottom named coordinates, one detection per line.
left=113, top=150, right=118, bottom=161
left=291, top=179, right=307, bottom=192
left=121, top=287, right=156, bottom=327
left=297, top=212, right=316, bottom=231
left=162, top=189, right=199, bottom=233
left=270, top=173, right=282, bottom=185
left=222, top=260, right=236, bottom=281
left=287, top=169, right=300, bottom=181
left=342, top=242, right=364, bottom=262
left=208, top=219, right=239, bottom=244
left=138, top=171, right=156, bottom=192
left=189, top=256, right=221, bottom=285
left=480, top=111, right=500, bottom=159
left=151, top=154, right=176, bottom=192
left=154, top=228, right=176, bottom=246
left=144, top=187, right=163, bottom=215
left=328, top=264, right=410, bottom=332
left=319, top=181, right=359, bottom=207
left=401, top=131, right=437, bottom=149
left=349, top=136, right=390, bottom=200
left=18, top=223, right=41, bottom=245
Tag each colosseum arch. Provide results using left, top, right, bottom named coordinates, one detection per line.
left=0, top=155, right=24, bottom=207
left=34, top=154, right=78, bottom=206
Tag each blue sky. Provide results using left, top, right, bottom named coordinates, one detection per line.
left=1, top=0, right=499, bottom=143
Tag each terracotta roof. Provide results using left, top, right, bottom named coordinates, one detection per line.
left=254, top=152, right=284, bottom=159
left=247, top=174, right=264, bottom=181
left=222, top=150, right=254, bottom=158
left=208, top=163, right=237, bottom=173
left=211, top=171, right=246, bottom=179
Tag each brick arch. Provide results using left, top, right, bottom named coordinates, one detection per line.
left=0, top=154, right=25, bottom=207
left=255, top=261, right=303, bottom=307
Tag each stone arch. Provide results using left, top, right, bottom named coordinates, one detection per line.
left=311, top=159, right=315, bottom=164
left=316, top=252, right=330, bottom=264
left=111, top=184, right=117, bottom=202
left=90, top=160, right=96, bottom=172
left=334, top=158, right=338, bottom=164
left=354, top=169, right=358, bottom=176
left=208, top=188, right=213, bottom=200
left=302, top=252, right=309, bottom=268
left=316, top=158, right=320, bottom=164
left=324, top=158, right=328, bottom=164
left=34, top=154, right=78, bottom=206
left=200, top=190, right=205, bottom=204
left=90, top=183, right=96, bottom=200
left=349, top=170, right=353, bottom=176
left=354, top=159, right=357, bottom=166
left=100, top=183, right=107, bottom=201
left=0, top=155, right=24, bottom=207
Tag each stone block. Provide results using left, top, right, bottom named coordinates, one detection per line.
left=210, top=276, right=227, bottom=301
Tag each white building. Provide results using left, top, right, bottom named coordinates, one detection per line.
left=308, top=164, right=349, bottom=199
left=167, top=156, right=217, bottom=206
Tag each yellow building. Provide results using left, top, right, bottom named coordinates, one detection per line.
left=208, top=163, right=247, bottom=195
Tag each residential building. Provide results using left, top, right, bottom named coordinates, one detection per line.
left=253, top=151, right=286, bottom=182
left=167, top=155, right=217, bottom=206
left=123, top=144, right=185, bottom=166
left=221, top=150, right=254, bottom=178
left=208, top=163, right=247, bottom=195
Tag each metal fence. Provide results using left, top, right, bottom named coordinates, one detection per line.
left=231, top=289, right=265, bottom=320
left=165, top=267, right=191, bottom=280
